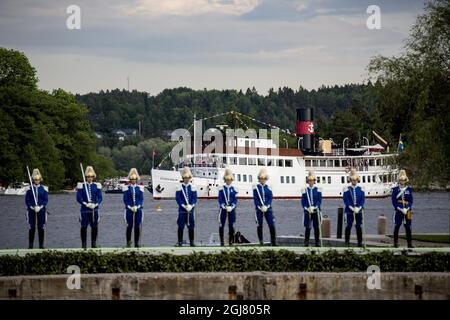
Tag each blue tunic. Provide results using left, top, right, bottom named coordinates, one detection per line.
left=253, top=183, right=275, bottom=227
left=301, top=186, right=322, bottom=228
left=343, top=185, right=365, bottom=227
left=218, top=185, right=238, bottom=228
left=391, top=185, right=413, bottom=226
left=123, top=184, right=145, bottom=227
left=25, top=184, right=48, bottom=229
left=176, top=183, right=197, bottom=229
left=76, top=182, right=103, bottom=228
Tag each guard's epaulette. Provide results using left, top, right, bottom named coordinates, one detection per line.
left=267, top=184, right=272, bottom=191
left=218, top=185, right=224, bottom=192
left=252, top=184, right=257, bottom=190
left=300, top=188, right=306, bottom=194
left=139, top=185, right=145, bottom=192
left=190, top=184, right=197, bottom=192
left=95, top=182, right=102, bottom=190
left=233, top=186, right=239, bottom=193
left=360, top=186, right=365, bottom=192
left=122, top=185, right=129, bottom=192
left=176, top=185, right=182, bottom=191
left=343, top=186, right=349, bottom=192
left=43, top=185, right=49, bottom=192
left=317, top=187, right=323, bottom=193
left=77, top=182, right=84, bottom=190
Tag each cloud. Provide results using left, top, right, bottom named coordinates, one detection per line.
left=122, top=0, right=261, bottom=16
left=0, top=0, right=426, bottom=94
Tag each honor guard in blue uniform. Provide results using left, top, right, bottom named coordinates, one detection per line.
left=76, top=166, right=103, bottom=249
left=391, top=170, right=414, bottom=248
left=218, top=169, right=238, bottom=246
left=123, top=168, right=145, bottom=247
left=343, top=169, right=365, bottom=247
left=253, top=169, right=277, bottom=246
left=301, top=171, right=323, bottom=247
left=25, top=169, right=48, bottom=249
left=176, top=167, right=197, bottom=247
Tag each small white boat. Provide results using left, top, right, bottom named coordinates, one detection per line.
left=104, top=178, right=129, bottom=194
left=4, top=182, right=30, bottom=195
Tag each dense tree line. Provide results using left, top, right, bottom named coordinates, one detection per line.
left=0, top=48, right=116, bottom=190
left=76, top=84, right=376, bottom=146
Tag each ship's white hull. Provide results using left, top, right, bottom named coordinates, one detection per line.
left=4, top=187, right=28, bottom=196
left=151, top=166, right=395, bottom=199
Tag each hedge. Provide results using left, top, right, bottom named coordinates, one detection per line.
left=0, top=250, right=449, bottom=276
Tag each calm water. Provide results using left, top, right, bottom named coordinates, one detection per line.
left=0, top=192, right=449, bottom=249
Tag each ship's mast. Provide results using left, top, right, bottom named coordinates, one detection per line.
left=193, top=113, right=196, bottom=171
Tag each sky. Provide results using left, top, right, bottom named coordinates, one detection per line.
left=0, top=0, right=426, bottom=95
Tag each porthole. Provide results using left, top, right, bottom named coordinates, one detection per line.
left=200, top=188, right=203, bottom=190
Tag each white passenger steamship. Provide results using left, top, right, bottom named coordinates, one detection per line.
left=151, top=109, right=398, bottom=199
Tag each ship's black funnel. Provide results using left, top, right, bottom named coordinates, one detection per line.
left=296, top=108, right=315, bottom=152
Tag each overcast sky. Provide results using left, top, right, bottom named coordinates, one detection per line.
left=0, top=0, right=426, bottom=95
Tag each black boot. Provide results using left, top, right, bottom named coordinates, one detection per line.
left=269, top=226, right=277, bottom=246
left=345, top=226, right=351, bottom=246
left=229, top=226, right=235, bottom=246
left=176, top=228, right=184, bottom=246
left=134, top=226, right=141, bottom=248
left=81, top=227, right=87, bottom=249
left=91, top=227, right=98, bottom=248
left=38, top=228, right=45, bottom=249
left=405, top=225, right=413, bottom=248
left=304, top=228, right=311, bottom=247
left=229, top=232, right=234, bottom=246
left=393, top=225, right=400, bottom=248
left=219, top=227, right=225, bottom=246
left=356, top=226, right=363, bottom=247
left=126, top=226, right=132, bottom=247
left=257, top=226, right=263, bottom=245
left=28, top=229, right=35, bottom=249
left=188, top=228, right=195, bottom=247
left=314, top=227, right=321, bottom=247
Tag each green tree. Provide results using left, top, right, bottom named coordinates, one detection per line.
left=368, top=0, right=450, bottom=186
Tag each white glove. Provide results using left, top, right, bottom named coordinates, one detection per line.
left=133, top=206, right=138, bottom=213
left=261, top=205, right=268, bottom=213
left=33, top=206, right=40, bottom=213
left=226, top=206, right=232, bottom=212
left=93, top=203, right=99, bottom=208
left=308, top=206, right=314, bottom=214
left=186, top=205, right=193, bottom=212
left=349, top=206, right=355, bottom=212
left=354, top=207, right=361, bottom=214
left=402, top=208, right=409, bottom=215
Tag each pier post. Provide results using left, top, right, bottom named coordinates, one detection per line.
left=377, top=214, right=387, bottom=235
left=321, top=215, right=331, bottom=238
left=337, top=207, right=343, bottom=238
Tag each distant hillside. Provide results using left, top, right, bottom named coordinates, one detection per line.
left=75, top=83, right=377, bottom=142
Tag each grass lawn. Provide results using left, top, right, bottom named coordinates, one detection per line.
left=396, top=234, right=450, bottom=243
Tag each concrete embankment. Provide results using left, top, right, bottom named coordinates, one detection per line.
left=1, top=272, right=449, bottom=300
